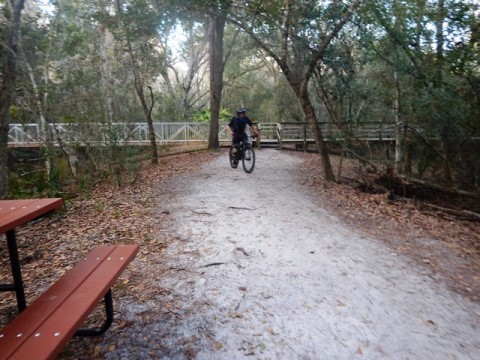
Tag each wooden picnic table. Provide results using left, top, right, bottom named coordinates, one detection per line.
left=1, top=198, right=140, bottom=359
left=0, top=198, right=64, bottom=312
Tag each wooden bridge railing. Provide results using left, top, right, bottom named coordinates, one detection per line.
left=275, top=122, right=398, bottom=148
left=7, top=122, right=232, bottom=147
left=7, top=121, right=398, bottom=148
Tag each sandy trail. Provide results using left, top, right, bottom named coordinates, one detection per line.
left=124, top=150, right=479, bottom=359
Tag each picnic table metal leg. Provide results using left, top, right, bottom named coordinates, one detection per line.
left=6, top=229, right=27, bottom=312
left=75, top=289, right=114, bottom=337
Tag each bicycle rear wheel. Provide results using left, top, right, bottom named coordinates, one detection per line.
left=229, top=145, right=238, bottom=168
left=242, top=144, right=255, bottom=173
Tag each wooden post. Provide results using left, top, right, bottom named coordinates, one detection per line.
left=256, top=123, right=261, bottom=149
left=303, top=122, right=307, bottom=152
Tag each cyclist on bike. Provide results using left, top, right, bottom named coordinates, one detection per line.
left=227, top=108, right=254, bottom=155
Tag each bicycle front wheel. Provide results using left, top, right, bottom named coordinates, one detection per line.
left=242, top=144, right=255, bottom=173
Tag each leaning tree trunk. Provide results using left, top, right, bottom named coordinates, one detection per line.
left=207, top=11, right=226, bottom=150
left=296, top=83, right=336, bottom=182
left=128, top=49, right=158, bottom=164
left=134, top=77, right=158, bottom=164
left=0, top=0, right=26, bottom=199
left=117, top=0, right=158, bottom=164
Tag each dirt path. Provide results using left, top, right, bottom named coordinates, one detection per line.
left=98, top=149, right=479, bottom=359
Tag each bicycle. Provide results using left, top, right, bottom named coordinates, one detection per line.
left=229, top=135, right=255, bottom=173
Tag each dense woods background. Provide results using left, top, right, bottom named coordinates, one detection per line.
left=0, top=0, right=479, bottom=198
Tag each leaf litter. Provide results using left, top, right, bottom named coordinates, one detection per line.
left=298, top=152, right=480, bottom=302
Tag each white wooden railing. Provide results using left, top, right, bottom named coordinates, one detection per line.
left=8, top=122, right=231, bottom=147
left=7, top=121, right=398, bottom=147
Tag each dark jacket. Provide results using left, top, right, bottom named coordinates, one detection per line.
left=228, top=116, right=252, bottom=136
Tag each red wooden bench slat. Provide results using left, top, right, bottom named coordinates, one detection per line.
left=8, top=245, right=139, bottom=360
left=0, top=199, right=63, bottom=234
left=0, top=245, right=139, bottom=360
left=0, top=200, right=36, bottom=217
left=0, top=246, right=116, bottom=359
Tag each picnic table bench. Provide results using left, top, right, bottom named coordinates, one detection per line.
left=0, top=244, right=139, bottom=360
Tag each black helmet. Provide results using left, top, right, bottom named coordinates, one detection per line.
left=236, top=108, right=246, bottom=115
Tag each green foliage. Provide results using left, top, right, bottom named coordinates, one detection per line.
left=7, top=149, right=65, bottom=199
left=193, top=108, right=232, bottom=122
left=8, top=168, right=48, bottom=199
left=8, top=104, right=22, bottom=121
left=192, top=109, right=210, bottom=122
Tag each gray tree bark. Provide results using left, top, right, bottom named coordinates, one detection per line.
left=207, top=10, right=226, bottom=150
left=0, top=0, right=26, bottom=198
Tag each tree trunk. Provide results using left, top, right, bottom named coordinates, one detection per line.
left=295, top=83, right=335, bottom=181
left=394, top=71, right=403, bottom=173
left=392, top=0, right=403, bottom=174
left=0, top=0, right=26, bottom=199
left=435, top=0, right=455, bottom=185
left=435, top=0, right=445, bottom=85
left=99, top=25, right=116, bottom=123
left=116, top=0, right=158, bottom=164
left=207, top=11, right=226, bottom=150
left=146, top=86, right=157, bottom=163
left=134, top=77, right=158, bottom=164
left=19, top=36, right=53, bottom=180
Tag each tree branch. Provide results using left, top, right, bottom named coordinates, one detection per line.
left=306, top=0, right=361, bottom=81
left=281, top=0, right=293, bottom=65
left=228, top=15, right=290, bottom=76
